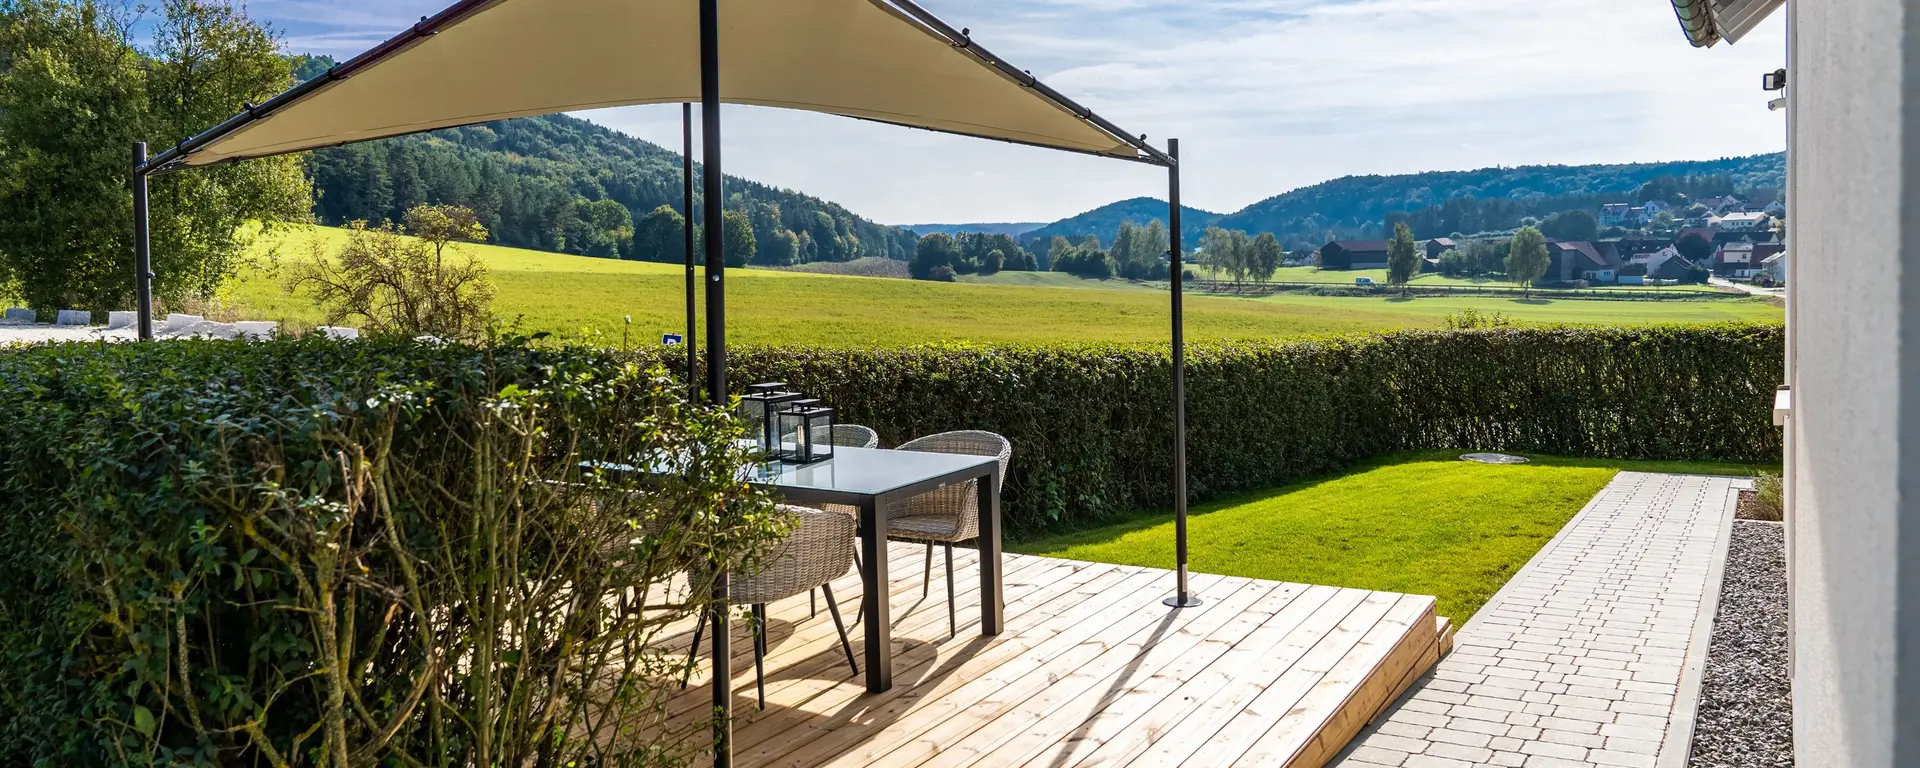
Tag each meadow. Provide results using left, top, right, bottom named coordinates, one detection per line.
left=229, top=225, right=1782, bottom=347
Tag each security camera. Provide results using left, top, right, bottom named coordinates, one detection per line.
left=1763, top=68, right=1787, bottom=91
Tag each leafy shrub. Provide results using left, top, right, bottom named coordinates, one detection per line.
left=679, top=324, right=1783, bottom=533
left=1443, top=308, right=1514, bottom=330
left=286, top=204, right=497, bottom=340
left=1751, top=472, right=1785, bottom=521
left=0, top=337, right=783, bottom=766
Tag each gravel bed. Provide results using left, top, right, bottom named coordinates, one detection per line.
left=1689, top=520, right=1792, bottom=767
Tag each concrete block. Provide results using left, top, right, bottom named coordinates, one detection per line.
left=4, top=308, right=35, bottom=322
left=106, top=311, right=141, bottom=330
left=56, top=309, right=90, bottom=326
left=235, top=321, right=277, bottom=339
left=317, top=326, right=360, bottom=340
left=165, top=314, right=203, bottom=331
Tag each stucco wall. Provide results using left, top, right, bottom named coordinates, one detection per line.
left=1787, top=0, right=1916, bottom=763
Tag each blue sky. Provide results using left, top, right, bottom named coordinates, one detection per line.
left=250, top=0, right=1787, bottom=225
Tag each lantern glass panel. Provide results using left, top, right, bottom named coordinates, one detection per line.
left=738, top=389, right=800, bottom=455
left=802, top=407, right=836, bottom=463
left=775, top=407, right=808, bottom=463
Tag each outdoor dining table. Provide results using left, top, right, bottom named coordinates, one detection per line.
left=745, top=445, right=1004, bottom=693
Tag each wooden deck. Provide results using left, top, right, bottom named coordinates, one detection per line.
left=664, top=542, right=1452, bottom=767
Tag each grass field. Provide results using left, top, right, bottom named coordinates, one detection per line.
left=1012, top=451, right=1774, bottom=621
left=229, top=225, right=1781, bottom=347
left=1198, top=265, right=1726, bottom=294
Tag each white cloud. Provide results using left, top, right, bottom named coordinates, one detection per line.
left=261, top=0, right=1787, bottom=224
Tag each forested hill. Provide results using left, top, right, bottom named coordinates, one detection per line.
left=1017, top=197, right=1224, bottom=251
left=1214, top=153, right=1785, bottom=246
left=299, top=59, right=915, bottom=264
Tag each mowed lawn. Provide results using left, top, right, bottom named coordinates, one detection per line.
left=231, top=225, right=1780, bottom=346
left=1012, top=452, right=1772, bottom=622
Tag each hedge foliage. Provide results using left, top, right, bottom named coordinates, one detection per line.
left=0, top=337, right=781, bottom=767
left=696, top=324, right=1783, bottom=533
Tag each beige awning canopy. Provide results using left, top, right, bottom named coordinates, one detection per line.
left=161, top=0, right=1165, bottom=169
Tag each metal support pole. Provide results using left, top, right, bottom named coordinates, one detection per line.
left=683, top=103, right=698, bottom=402
left=132, top=142, right=154, bottom=340
left=698, top=1, right=731, bottom=765
left=1164, top=138, right=1199, bottom=609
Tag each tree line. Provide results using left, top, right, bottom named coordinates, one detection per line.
left=307, top=111, right=918, bottom=268
left=908, top=231, right=1037, bottom=280
left=1046, top=219, right=1172, bottom=280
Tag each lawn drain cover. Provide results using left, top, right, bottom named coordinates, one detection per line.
left=1461, top=452, right=1529, bottom=465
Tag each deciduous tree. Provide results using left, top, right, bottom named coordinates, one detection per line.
left=1386, top=223, right=1420, bottom=292
left=911, top=233, right=959, bottom=280
left=1505, top=226, right=1551, bottom=298
left=287, top=204, right=495, bottom=339
left=0, top=0, right=311, bottom=312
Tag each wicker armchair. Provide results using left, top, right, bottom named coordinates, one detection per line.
left=801, top=424, right=879, bottom=619
left=883, top=430, right=1012, bottom=637
left=812, top=423, right=879, bottom=450
left=680, top=504, right=859, bottom=708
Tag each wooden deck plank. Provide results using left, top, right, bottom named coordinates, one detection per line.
left=1045, top=583, right=1344, bottom=768
left=726, top=557, right=1123, bottom=760
left=1240, top=594, right=1438, bottom=766
left=650, top=550, right=1447, bottom=768
left=1280, top=598, right=1443, bottom=768
left=664, top=546, right=1058, bottom=737
left=856, top=575, right=1256, bottom=768
left=960, top=580, right=1307, bottom=768
left=1118, top=587, right=1373, bottom=768
left=739, top=566, right=1175, bottom=767
left=805, top=571, right=1226, bottom=768
left=1005, top=581, right=1313, bottom=768
left=1171, top=591, right=1402, bottom=766
left=667, top=542, right=999, bottom=693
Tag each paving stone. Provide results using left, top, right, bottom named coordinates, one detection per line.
left=1332, top=474, right=1734, bottom=768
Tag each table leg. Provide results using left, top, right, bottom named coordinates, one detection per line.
left=860, top=495, right=893, bottom=692
left=977, top=471, right=1004, bottom=635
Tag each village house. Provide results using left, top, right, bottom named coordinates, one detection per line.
left=1599, top=203, right=1643, bottom=228
left=1617, top=245, right=1698, bottom=283
left=1317, top=240, right=1391, bottom=270
left=1712, top=241, right=1786, bottom=279
left=1546, top=241, right=1620, bottom=284
left=1710, top=210, right=1773, bottom=232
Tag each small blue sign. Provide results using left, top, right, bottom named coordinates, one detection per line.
left=662, top=333, right=684, bottom=346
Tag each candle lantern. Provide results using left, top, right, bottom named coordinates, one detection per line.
left=776, top=401, right=837, bottom=464
left=738, top=383, right=801, bottom=454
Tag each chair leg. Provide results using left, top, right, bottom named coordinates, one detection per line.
left=923, top=541, right=934, bottom=598
left=944, top=541, right=957, bottom=639
left=752, top=604, right=767, bottom=711
left=821, top=582, right=859, bottom=677
left=810, top=589, right=817, bottom=619
left=679, top=605, right=708, bottom=690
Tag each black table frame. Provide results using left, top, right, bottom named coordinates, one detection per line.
left=762, top=458, right=1003, bottom=693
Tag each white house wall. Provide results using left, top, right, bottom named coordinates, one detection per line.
left=1787, top=0, right=1917, bottom=763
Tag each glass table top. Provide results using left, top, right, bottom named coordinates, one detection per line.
left=595, top=445, right=996, bottom=498
left=743, top=446, right=996, bottom=496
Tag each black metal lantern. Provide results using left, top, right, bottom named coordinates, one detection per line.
left=738, top=383, right=801, bottom=455
left=776, top=401, right=836, bottom=464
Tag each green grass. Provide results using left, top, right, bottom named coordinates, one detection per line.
left=231, top=225, right=1780, bottom=347
left=1011, top=451, right=1775, bottom=621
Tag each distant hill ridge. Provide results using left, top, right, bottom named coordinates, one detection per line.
left=917, top=153, right=1785, bottom=249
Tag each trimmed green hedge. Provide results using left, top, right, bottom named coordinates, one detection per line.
left=700, top=324, right=1783, bottom=532
left=0, top=337, right=777, bottom=766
